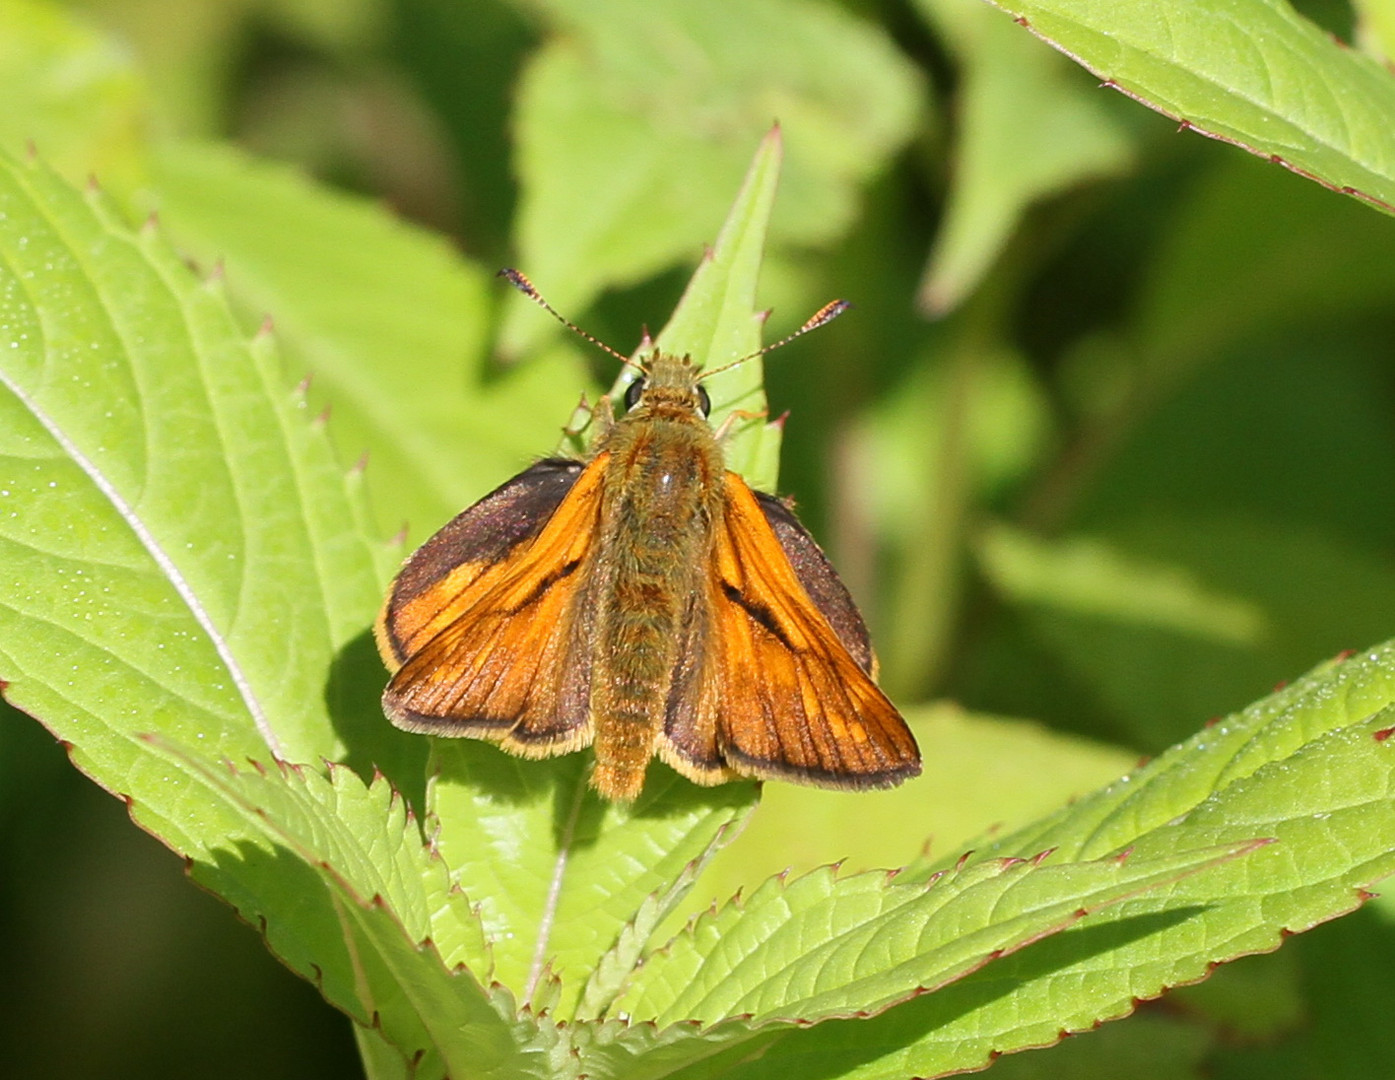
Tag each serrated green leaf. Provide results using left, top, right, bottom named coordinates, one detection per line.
left=912, top=0, right=1134, bottom=313
left=145, top=743, right=551, bottom=1079
left=168, top=748, right=490, bottom=974
left=502, top=0, right=921, bottom=360
left=146, top=140, right=589, bottom=537
left=640, top=647, right=1395, bottom=1079
left=933, top=643, right=1395, bottom=866
left=617, top=841, right=1255, bottom=1028
left=0, top=150, right=382, bottom=772
left=670, top=703, right=1135, bottom=942
left=0, top=149, right=514, bottom=1066
left=789, top=646, right=1395, bottom=1080
left=428, top=742, right=755, bottom=1019
left=984, top=0, right=1395, bottom=214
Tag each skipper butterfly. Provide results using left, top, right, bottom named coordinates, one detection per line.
left=376, top=270, right=920, bottom=801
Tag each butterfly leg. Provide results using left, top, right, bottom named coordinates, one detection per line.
left=559, top=393, right=617, bottom=457
left=588, top=394, right=616, bottom=440
left=712, top=407, right=770, bottom=445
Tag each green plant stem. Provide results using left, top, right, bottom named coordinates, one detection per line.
left=883, top=291, right=1003, bottom=700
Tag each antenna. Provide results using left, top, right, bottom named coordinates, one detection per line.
left=699, top=299, right=851, bottom=380
left=498, top=269, right=640, bottom=369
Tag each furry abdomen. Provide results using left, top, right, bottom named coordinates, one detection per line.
left=588, top=413, right=724, bottom=799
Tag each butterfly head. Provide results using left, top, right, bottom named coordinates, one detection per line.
left=623, top=352, right=712, bottom=418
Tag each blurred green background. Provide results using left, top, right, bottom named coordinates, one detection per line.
left=3, top=0, right=1395, bottom=1076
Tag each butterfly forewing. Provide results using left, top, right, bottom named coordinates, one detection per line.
left=377, top=458, right=586, bottom=666
left=379, top=455, right=610, bottom=754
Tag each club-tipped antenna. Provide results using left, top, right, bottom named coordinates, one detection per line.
left=699, top=299, right=852, bottom=380
left=499, top=268, right=639, bottom=369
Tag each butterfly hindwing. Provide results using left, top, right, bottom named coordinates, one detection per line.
left=378, top=455, right=608, bottom=754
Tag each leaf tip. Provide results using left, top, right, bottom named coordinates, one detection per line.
left=1374, top=726, right=1395, bottom=743
left=256, top=313, right=275, bottom=339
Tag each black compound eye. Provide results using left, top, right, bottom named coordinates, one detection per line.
left=696, top=384, right=711, bottom=417
left=623, top=377, right=646, bottom=411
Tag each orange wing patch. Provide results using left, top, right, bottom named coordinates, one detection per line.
left=379, top=455, right=609, bottom=755
left=659, top=474, right=920, bottom=789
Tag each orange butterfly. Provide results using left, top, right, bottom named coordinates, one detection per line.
left=376, top=271, right=920, bottom=801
